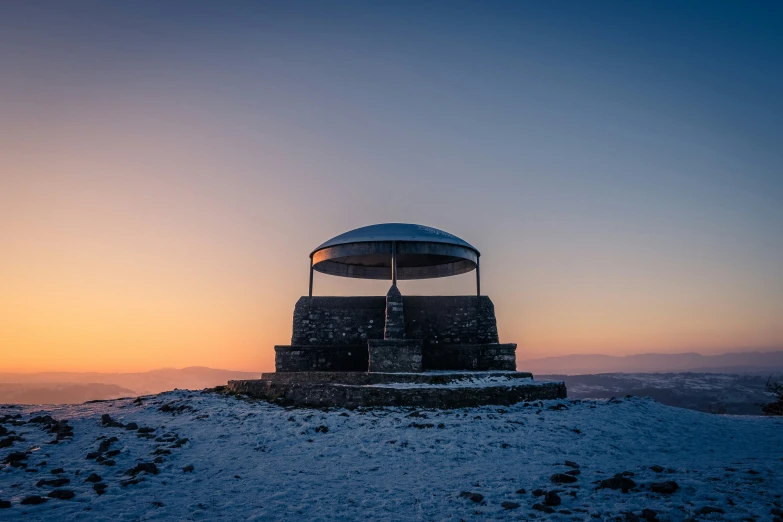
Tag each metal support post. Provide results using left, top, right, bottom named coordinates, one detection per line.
left=309, top=257, right=314, bottom=297
left=476, top=255, right=480, bottom=297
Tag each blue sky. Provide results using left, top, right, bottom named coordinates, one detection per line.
left=1, top=1, right=781, bottom=370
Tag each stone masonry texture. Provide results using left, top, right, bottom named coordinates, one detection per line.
left=280, top=295, right=512, bottom=372
left=227, top=378, right=567, bottom=408
left=422, top=344, right=516, bottom=371
left=384, top=285, right=405, bottom=340
left=368, top=339, right=423, bottom=372
left=403, top=296, right=499, bottom=345
left=256, top=371, right=534, bottom=385
left=291, top=296, right=499, bottom=347
left=291, top=296, right=385, bottom=346
left=275, top=345, right=368, bottom=372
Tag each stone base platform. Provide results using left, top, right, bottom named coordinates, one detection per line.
left=227, top=371, right=566, bottom=409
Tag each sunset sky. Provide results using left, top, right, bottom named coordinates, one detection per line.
left=1, top=1, right=782, bottom=373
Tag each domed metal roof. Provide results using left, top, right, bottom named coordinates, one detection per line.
left=310, top=223, right=480, bottom=281
left=312, top=223, right=478, bottom=254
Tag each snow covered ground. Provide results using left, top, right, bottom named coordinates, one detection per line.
left=1, top=390, right=782, bottom=521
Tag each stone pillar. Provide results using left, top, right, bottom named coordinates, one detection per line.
left=368, top=284, right=423, bottom=372
left=384, top=284, right=405, bottom=340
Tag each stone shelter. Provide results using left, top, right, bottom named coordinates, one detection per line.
left=228, top=223, right=565, bottom=407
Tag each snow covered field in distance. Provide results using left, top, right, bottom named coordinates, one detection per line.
left=541, top=373, right=780, bottom=415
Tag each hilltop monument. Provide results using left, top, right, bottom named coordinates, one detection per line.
left=228, top=223, right=565, bottom=407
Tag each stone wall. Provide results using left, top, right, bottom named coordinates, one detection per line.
left=291, top=295, right=499, bottom=346
left=227, top=378, right=567, bottom=408
left=257, top=370, right=534, bottom=385
left=290, top=297, right=385, bottom=346
left=403, top=296, right=499, bottom=345
left=422, top=343, right=516, bottom=371
left=275, top=345, right=368, bottom=372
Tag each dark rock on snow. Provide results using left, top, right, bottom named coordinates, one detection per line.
left=36, top=478, right=69, bottom=488
left=599, top=474, right=637, bottom=492
left=696, top=506, right=724, bottom=515
left=48, top=489, right=75, bottom=500
left=20, top=495, right=48, bottom=505
left=649, top=480, right=679, bottom=494
left=3, top=452, right=26, bottom=463
left=101, top=414, right=124, bottom=428
left=501, top=501, right=520, bottom=509
left=533, top=503, right=555, bottom=514
left=459, top=491, right=484, bottom=503
left=125, top=462, right=158, bottom=476
left=544, top=491, right=561, bottom=506
left=551, top=473, right=578, bottom=484
left=0, top=436, right=22, bottom=449
left=98, top=437, right=118, bottom=452
left=29, top=415, right=55, bottom=424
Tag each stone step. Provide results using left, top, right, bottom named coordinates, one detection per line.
left=227, top=377, right=565, bottom=409
left=255, top=370, right=533, bottom=386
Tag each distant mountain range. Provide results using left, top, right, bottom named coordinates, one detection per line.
left=0, top=366, right=260, bottom=404
left=519, top=350, right=783, bottom=375
left=3, top=352, right=783, bottom=405
left=0, top=383, right=137, bottom=405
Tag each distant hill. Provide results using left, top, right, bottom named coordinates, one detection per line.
left=4, top=353, right=783, bottom=405
left=537, top=372, right=782, bottom=415
left=0, top=383, right=137, bottom=405
left=519, top=350, right=783, bottom=375
left=0, top=367, right=261, bottom=402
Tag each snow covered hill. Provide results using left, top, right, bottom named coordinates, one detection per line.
left=541, top=373, right=778, bottom=415
left=1, top=390, right=782, bottom=521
